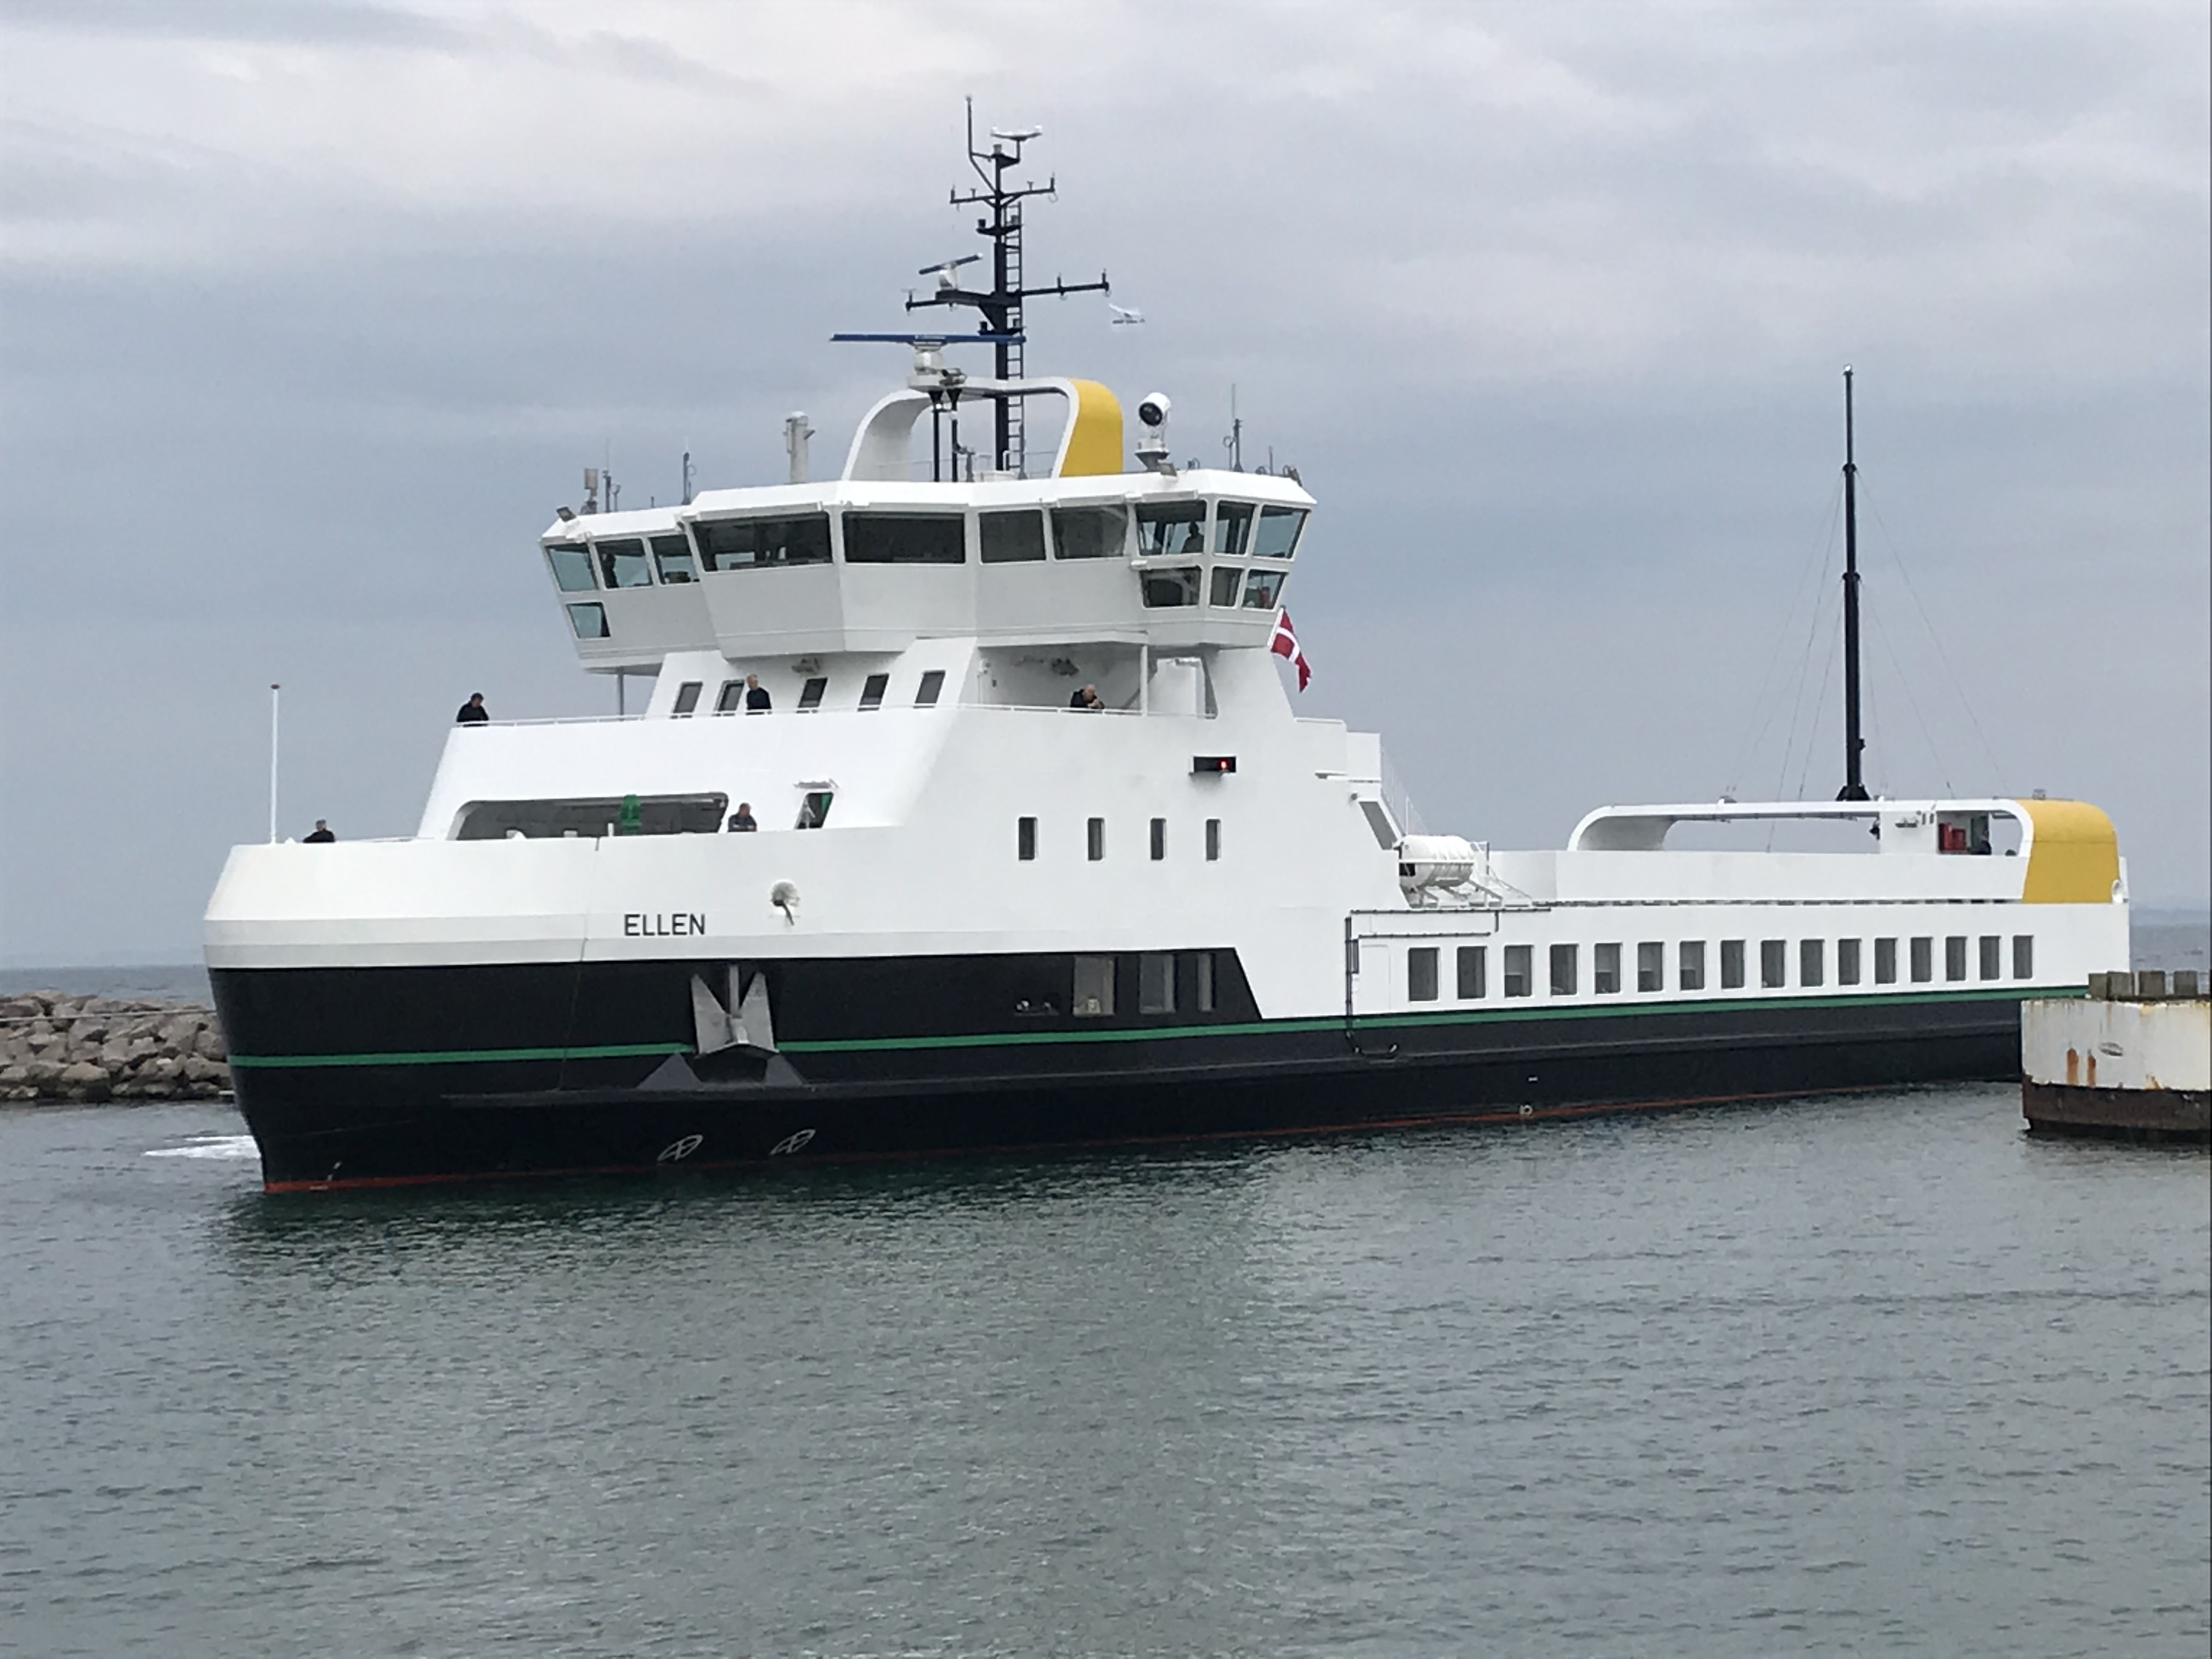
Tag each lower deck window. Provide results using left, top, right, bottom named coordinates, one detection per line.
left=1800, top=939, right=1824, bottom=988
left=1760, top=940, right=1786, bottom=989
left=1838, top=939, right=1863, bottom=986
left=1593, top=943, right=1621, bottom=995
left=1458, top=945, right=1486, bottom=999
left=1504, top=945, right=1532, bottom=998
left=1876, top=938, right=1899, bottom=984
left=1720, top=940, right=1745, bottom=989
left=1139, top=953, right=1176, bottom=1013
left=1679, top=941, right=1705, bottom=991
left=1087, top=817, right=1105, bottom=861
left=1911, top=937, right=1934, bottom=983
left=715, top=680, right=744, bottom=714
left=454, top=793, right=726, bottom=840
left=1638, top=941, right=1664, bottom=993
left=1978, top=935, right=2002, bottom=980
left=1205, top=819, right=1222, bottom=861
left=798, top=677, right=828, bottom=712
left=859, top=673, right=889, bottom=710
left=1945, top=935, right=1968, bottom=982
left=1017, top=816, right=1036, bottom=861
left=1150, top=818, right=1166, bottom=861
left=1408, top=947, right=1439, bottom=1002
left=916, top=670, right=946, bottom=707
left=1550, top=944, right=1578, bottom=997
left=672, top=681, right=702, bottom=716
left=2012, top=935, right=2034, bottom=979
left=1074, top=955, right=1116, bottom=1017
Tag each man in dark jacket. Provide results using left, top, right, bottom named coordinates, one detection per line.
left=743, top=675, right=771, bottom=713
left=456, top=692, right=490, bottom=724
left=304, top=820, right=336, bottom=843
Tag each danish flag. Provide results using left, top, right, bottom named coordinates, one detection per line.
left=1270, top=607, right=1312, bottom=691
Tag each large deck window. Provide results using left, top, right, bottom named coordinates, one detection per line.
left=843, top=512, right=966, bottom=564
left=1503, top=945, right=1532, bottom=998
left=1457, top=945, right=1486, bottom=999
left=1051, top=504, right=1128, bottom=561
left=980, top=509, right=1047, bottom=563
left=694, top=513, right=833, bottom=571
left=454, top=793, right=726, bottom=840
left=1550, top=944, right=1578, bottom=996
left=1408, top=947, right=1440, bottom=1002
left=595, top=538, right=653, bottom=588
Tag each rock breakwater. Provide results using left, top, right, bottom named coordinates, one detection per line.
left=0, top=994, right=230, bottom=1103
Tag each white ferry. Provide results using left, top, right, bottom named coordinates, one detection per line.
left=203, top=128, right=2129, bottom=1190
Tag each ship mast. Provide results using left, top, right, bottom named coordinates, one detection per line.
left=904, top=101, right=1109, bottom=476
left=1837, top=365, right=1870, bottom=801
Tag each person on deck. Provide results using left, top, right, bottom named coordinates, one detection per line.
left=1070, top=684, right=1104, bottom=711
left=729, top=803, right=758, bottom=832
left=303, top=820, right=336, bottom=843
left=455, top=693, right=490, bottom=725
left=744, top=675, right=771, bottom=713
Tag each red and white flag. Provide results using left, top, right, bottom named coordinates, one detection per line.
left=1270, top=608, right=1312, bottom=691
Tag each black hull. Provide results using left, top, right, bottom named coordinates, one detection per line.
left=212, top=957, right=2038, bottom=1191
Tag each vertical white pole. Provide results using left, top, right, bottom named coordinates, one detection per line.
left=268, top=682, right=281, bottom=843
left=1139, top=645, right=1149, bottom=716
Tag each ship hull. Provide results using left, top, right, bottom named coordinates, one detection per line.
left=213, top=957, right=2033, bottom=1190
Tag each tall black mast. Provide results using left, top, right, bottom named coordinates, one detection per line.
left=1838, top=366, right=1870, bottom=801
left=904, top=101, right=1108, bottom=475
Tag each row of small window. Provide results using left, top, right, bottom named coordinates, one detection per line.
left=1402, top=934, right=2038, bottom=1001
left=666, top=671, right=947, bottom=716
left=1017, top=816, right=1224, bottom=862
left=544, top=500, right=1307, bottom=591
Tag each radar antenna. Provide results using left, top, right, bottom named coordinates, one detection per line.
left=902, top=98, right=1109, bottom=475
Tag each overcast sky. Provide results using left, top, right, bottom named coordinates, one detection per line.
left=2, top=0, right=2206, bottom=964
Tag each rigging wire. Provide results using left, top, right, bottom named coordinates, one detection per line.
left=1866, top=591, right=1956, bottom=795
left=1859, top=481, right=2005, bottom=789
left=1726, top=479, right=1843, bottom=798
left=1790, top=605, right=1843, bottom=805
left=1772, top=569, right=1838, bottom=802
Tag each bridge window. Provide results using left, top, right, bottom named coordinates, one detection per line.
left=1457, top=945, right=1486, bottom=998
left=1074, top=955, right=1115, bottom=1017
left=843, top=512, right=966, bottom=564
left=1254, top=505, right=1306, bottom=558
left=1209, top=567, right=1242, bottom=607
left=1638, top=942, right=1664, bottom=992
left=1679, top=941, right=1706, bottom=990
left=2012, top=935, right=2034, bottom=979
left=1550, top=944, right=1578, bottom=996
left=455, top=793, right=726, bottom=840
left=1051, top=504, right=1128, bottom=561
left=915, top=669, right=946, bottom=707
left=1241, top=568, right=1285, bottom=610
left=1721, top=940, right=1746, bottom=989
left=1143, top=568, right=1200, bottom=607
left=595, top=538, right=653, bottom=588
left=672, top=681, right=702, bottom=716
left=545, top=543, right=596, bottom=592
left=1838, top=939, right=1863, bottom=985
left=1137, top=500, right=1206, bottom=556
left=1214, top=501, right=1255, bottom=557
left=566, top=603, right=608, bottom=639
left=693, top=513, right=832, bottom=571
left=1503, top=945, right=1532, bottom=998
left=1876, top=937, right=1899, bottom=984
left=1408, top=947, right=1439, bottom=1002
left=1593, top=943, right=1621, bottom=994
left=979, top=509, right=1047, bottom=563
left=651, top=533, right=696, bottom=584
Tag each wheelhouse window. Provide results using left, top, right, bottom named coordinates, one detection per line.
left=916, top=669, right=946, bottom=707
left=1593, top=943, right=1621, bottom=995
left=1679, top=941, right=1706, bottom=991
left=651, top=533, right=697, bottom=584
left=1838, top=939, right=1863, bottom=985
left=1408, top=947, right=1440, bottom=1002
left=567, top=603, right=608, bottom=639
left=693, top=513, right=833, bottom=571
left=1720, top=940, right=1746, bottom=989
left=1241, top=567, right=1286, bottom=610
left=594, top=538, right=653, bottom=588
left=858, top=673, right=889, bottom=710
left=1457, top=945, right=1486, bottom=999
left=1503, top=945, right=1532, bottom=998
left=671, top=681, right=702, bottom=716
left=2012, top=935, right=2034, bottom=979
left=714, top=680, right=743, bottom=714
left=1051, top=504, right=1128, bottom=560
left=1209, top=567, right=1243, bottom=607
left=1910, top=937, right=1933, bottom=983
left=1550, top=943, right=1578, bottom=996
left=1136, top=500, right=1206, bottom=556
left=1017, top=816, right=1036, bottom=861
left=1945, top=936, right=1968, bottom=982
left=1142, top=567, right=1200, bottom=608
left=1800, top=939, right=1824, bottom=988
left=797, top=677, right=827, bottom=712
left=1978, top=935, right=2002, bottom=980
left=1760, top=940, right=1786, bottom=989
left=843, top=512, right=966, bottom=564
left=1074, top=955, right=1116, bottom=1017
left=979, top=509, right=1047, bottom=563
left=1876, top=938, right=1899, bottom=984
left=454, top=793, right=726, bottom=840
left=545, top=543, right=596, bottom=592
left=1253, top=505, right=1307, bottom=558
left=1214, top=501, right=1255, bottom=557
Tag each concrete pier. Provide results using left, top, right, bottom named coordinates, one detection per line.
left=2022, top=972, right=2210, bottom=1143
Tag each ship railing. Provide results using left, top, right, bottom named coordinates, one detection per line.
left=475, top=700, right=1185, bottom=728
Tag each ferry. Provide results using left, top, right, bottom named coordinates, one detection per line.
left=204, top=126, right=2130, bottom=1191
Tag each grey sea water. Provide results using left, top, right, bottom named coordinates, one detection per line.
left=1, top=1084, right=2205, bottom=1658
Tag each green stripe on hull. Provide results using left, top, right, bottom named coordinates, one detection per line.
left=226, top=985, right=2073, bottom=1069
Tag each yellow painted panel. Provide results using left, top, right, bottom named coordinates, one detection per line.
left=2017, top=798, right=2121, bottom=904
left=1057, top=379, right=1124, bottom=477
